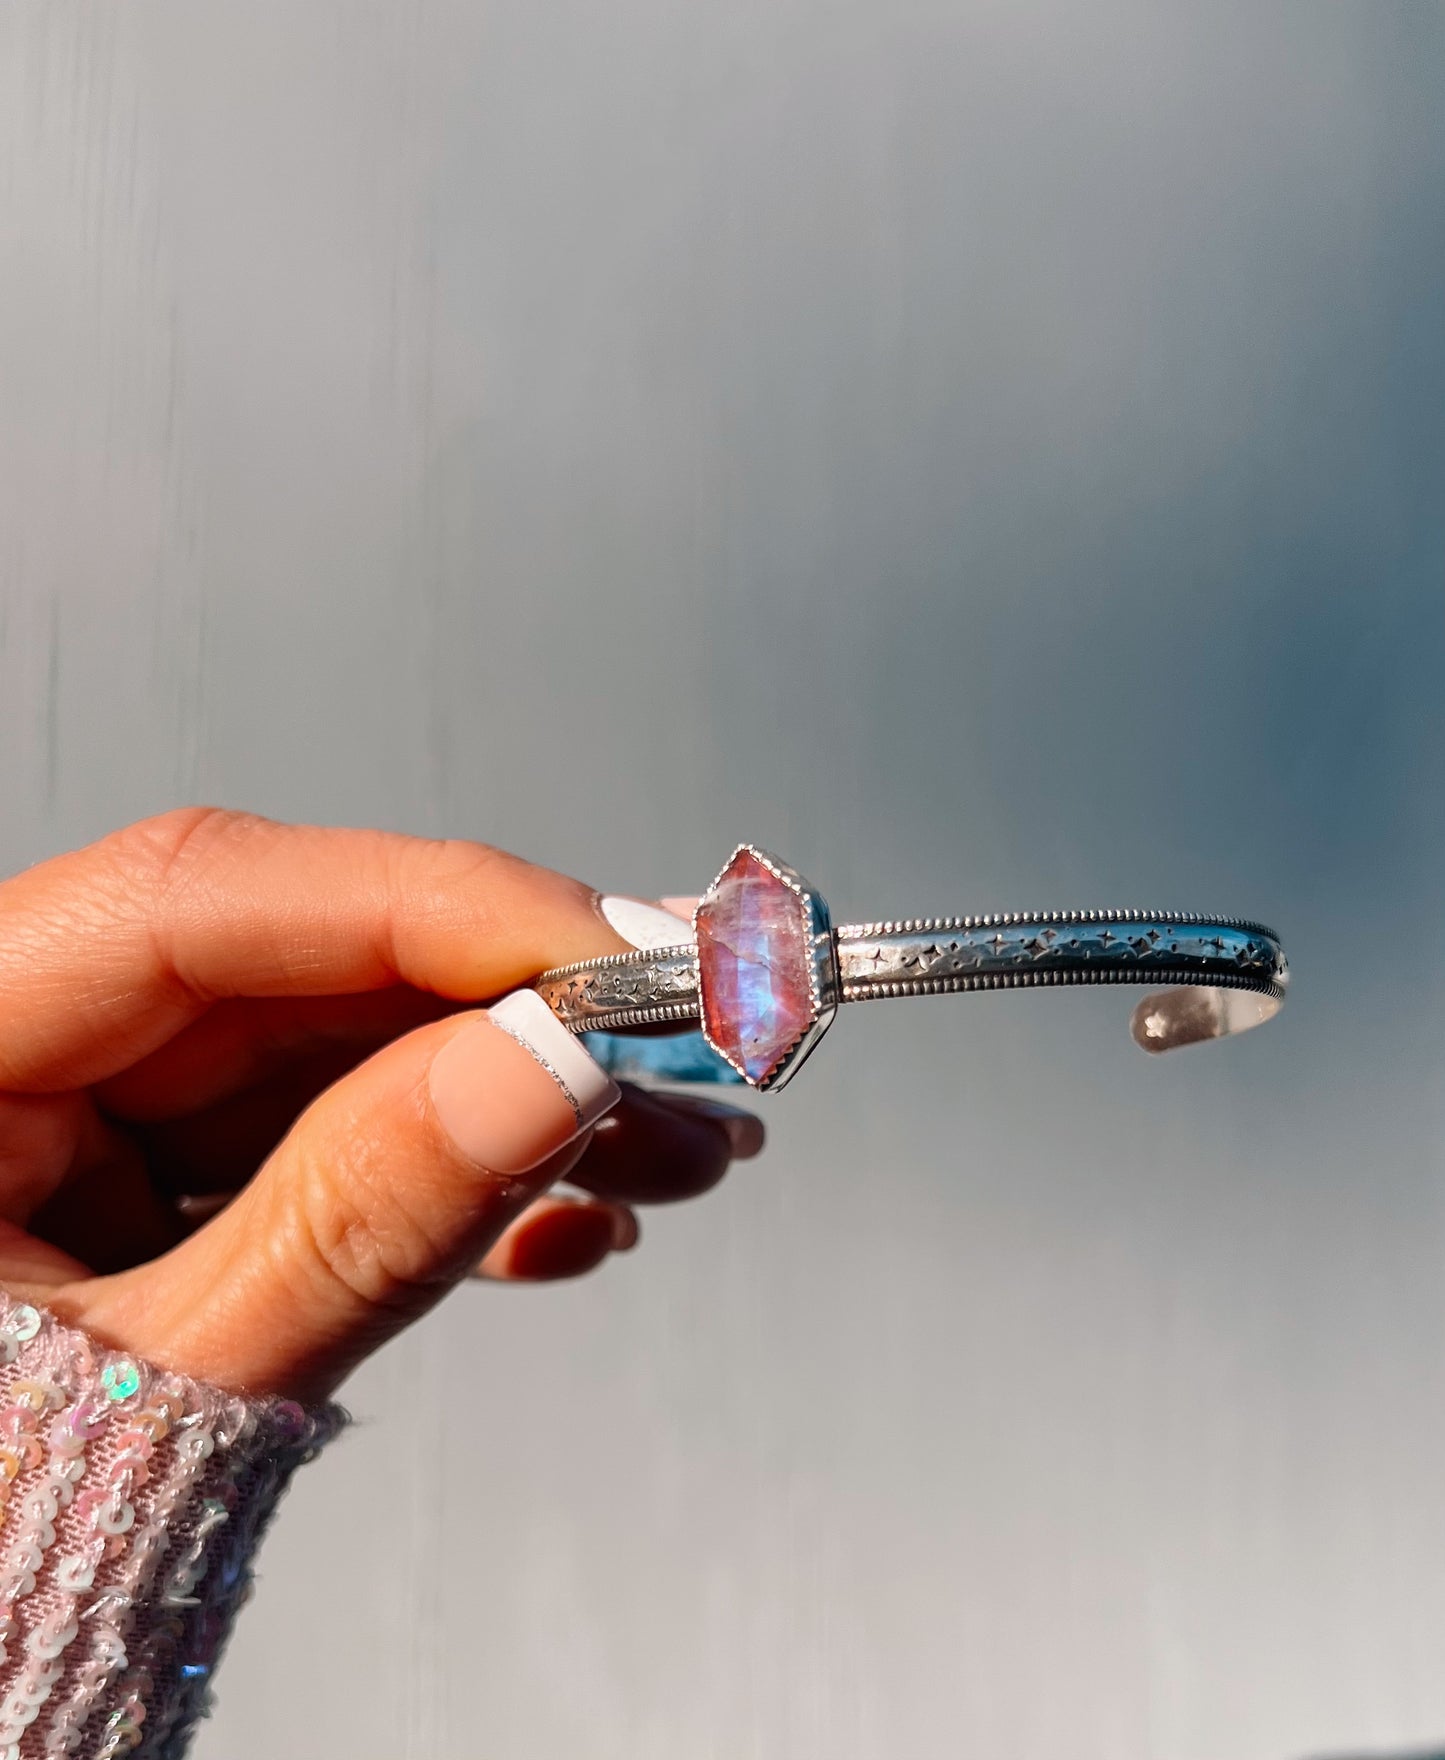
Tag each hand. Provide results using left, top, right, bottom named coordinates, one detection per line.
left=0, top=810, right=763, bottom=1402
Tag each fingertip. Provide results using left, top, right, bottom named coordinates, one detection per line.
left=427, top=996, right=619, bottom=1175
left=660, top=1094, right=766, bottom=1160
left=720, top=1111, right=765, bottom=1160
left=509, top=1204, right=615, bottom=1279
left=479, top=1197, right=634, bottom=1281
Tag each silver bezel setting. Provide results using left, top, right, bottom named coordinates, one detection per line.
left=693, top=843, right=840, bottom=1092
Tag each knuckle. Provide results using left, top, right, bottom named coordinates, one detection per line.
left=100, top=808, right=282, bottom=998
left=0, top=811, right=265, bottom=1055
left=280, top=1104, right=457, bottom=1317
left=106, top=807, right=268, bottom=896
left=94, top=809, right=272, bottom=942
left=387, top=835, right=517, bottom=909
left=382, top=835, right=589, bottom=957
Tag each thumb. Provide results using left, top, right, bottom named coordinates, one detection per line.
left=60, top=992, right=619, bottom=1400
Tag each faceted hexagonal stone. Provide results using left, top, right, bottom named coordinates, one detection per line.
left=696, top=848, right=815, bottom=1085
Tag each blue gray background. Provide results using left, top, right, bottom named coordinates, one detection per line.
left=2, top=4, right=1444, bottom=1756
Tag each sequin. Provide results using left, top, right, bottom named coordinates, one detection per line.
left=28, top=1620, right=75, bottom=1662
left=20, top=1491, right=56, bottom=1527
left=46, top=1412, right=95, bottom=1460
left=0, top=1292, right=341, bottom=1757
left=96, top=1501, right=134, bottom=1538
left=52, top=1560, right=94, bottom=1595
left=99, top=1362, right=140, bottom=1404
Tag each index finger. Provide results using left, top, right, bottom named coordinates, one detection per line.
left=0, top=808, right=626, bottom=1091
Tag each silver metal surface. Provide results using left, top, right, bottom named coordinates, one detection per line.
left=535, top=947, right=701, bottom=1033
left=535, top=907, right=1288, bottom=1057
left=833, top=911, right=1287, bottom=1003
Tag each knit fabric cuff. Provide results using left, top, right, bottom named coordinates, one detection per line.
left=0, top=1292, right=344, bottom=1759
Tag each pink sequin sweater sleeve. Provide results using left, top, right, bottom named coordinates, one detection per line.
left=0, top=1292, right=343, bottom=1758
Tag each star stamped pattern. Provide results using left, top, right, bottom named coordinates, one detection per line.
left=536, top=951, right=700, bottom=1030
left=834, top=912, right=1286, bottom=1002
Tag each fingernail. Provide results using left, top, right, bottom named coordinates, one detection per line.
left=598, top=895, right=696, bottom=950
left=428, top=989, right=620, bottom=1175
left=507, top=1203, right=617, bottom=1280
left=538, top=1188, right=637, bottom=1250
left=174, top=1192, right=238, bottom=1223
left=663, top=1094, right=766, bottom=1160
left=658, top=895, right=701, bottom=920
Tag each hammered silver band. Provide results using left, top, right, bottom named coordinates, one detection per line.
left=535, top=911, right=1288, bottom=1034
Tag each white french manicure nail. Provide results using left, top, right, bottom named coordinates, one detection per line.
left=485, top=990, right=621, bottom=1129
left=429, top=990, right=621, bottom=1175
left=599, top=895, right=696, bottom=951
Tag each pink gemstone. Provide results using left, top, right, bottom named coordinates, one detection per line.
left=696, top=849, right=815, bottom=1084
